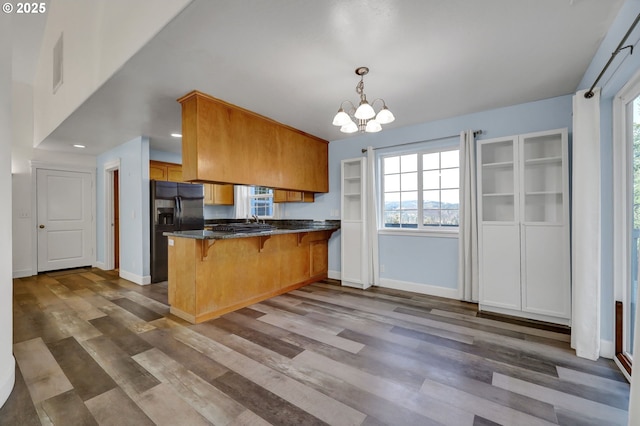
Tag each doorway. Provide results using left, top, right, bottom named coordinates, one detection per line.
left=114, top=169, right=120, bottom=270
left=104, top=160, right=121, bottom=271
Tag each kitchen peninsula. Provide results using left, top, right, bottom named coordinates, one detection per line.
left=164, top=220, right=339, bottom=324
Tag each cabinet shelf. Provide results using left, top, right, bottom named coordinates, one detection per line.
left=525, top=156, right=562, bottom=165
left=525, top=191, right=562, bottom=196
left=483, top=192, right=515, bottom=197
left=482, top=161, right=514, bottom=169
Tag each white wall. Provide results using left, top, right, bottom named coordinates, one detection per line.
left=33, top=0, right=192, bottom=146
left=0, top=11, right=16, bottom=408
left=11, top=82, right=96, bottom=278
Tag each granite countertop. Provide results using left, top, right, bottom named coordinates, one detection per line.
left=164, top=220, right=340, bottom=240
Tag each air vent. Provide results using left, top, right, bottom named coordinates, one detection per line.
left=52, top=33, right=63, bottom=94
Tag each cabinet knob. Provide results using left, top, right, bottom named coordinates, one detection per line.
left=39, top=224, right=45, bottom=229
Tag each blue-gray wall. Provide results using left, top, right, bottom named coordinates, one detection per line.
left=285, top=95, right=573, bottom=290
left=96, top=136, right=150, bottom=282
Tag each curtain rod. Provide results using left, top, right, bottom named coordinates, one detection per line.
left=360, top=130, right=482, bottom=154
left=585, top=12, right=640, bottom=99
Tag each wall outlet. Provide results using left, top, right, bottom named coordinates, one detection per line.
left=380, top=264, right=385, bottom=273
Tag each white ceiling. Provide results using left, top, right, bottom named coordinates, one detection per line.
left=33, top=0, right=624, bottom=156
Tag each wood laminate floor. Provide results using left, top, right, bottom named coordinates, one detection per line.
left=0, top=268, right=630, bottom=425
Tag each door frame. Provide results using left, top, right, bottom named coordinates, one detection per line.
left=103, top=159, right=121, bottom=270
left=612, top=67, right=640, bottom=381
left=30, top=161, right=97, bottom=274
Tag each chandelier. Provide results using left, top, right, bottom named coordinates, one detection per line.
left=332, top=66, right=395, bottom=134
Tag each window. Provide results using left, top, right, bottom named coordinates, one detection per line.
left=381, top=148, right=459, bottom=230
left=249, top=186, right=274, bottom=217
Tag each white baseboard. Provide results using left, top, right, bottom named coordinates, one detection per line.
left=328, top=270, right=341, bottom=280
left=378, top=278, right=459, bottom=300
left=12, top=268, right=32, bottom=278
left=599, top=339, right=614, bottom=359
left=94, top=261, right=107, bottom=270
left=119, top=269, right=151, bottom=286
left=0, top=356, right=15, bottom=409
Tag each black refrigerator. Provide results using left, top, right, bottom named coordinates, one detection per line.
left=150, top=180, right=204, bottom=283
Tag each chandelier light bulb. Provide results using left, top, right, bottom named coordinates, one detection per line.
left=375, top=106, right=395, bottom=124
left=340, top=120, right=358, bottom=133
left=355, top=101, right=375, bottom=120
left=365, top=119, right=382, bottom=133
left=332, top=109, right=351, bottom=126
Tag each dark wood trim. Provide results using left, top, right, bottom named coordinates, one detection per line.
left=615, top=300, right=632, bottom=375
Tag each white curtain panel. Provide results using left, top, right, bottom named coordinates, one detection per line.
left=458, top=130, right=479, bottom=302
left=366, top=147, right=380, bottom=286
left=571, top=88, right=602, bottom=360
left=234, top=185, right=250, bottom=219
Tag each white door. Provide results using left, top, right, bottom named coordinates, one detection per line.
left=37, top=169, right=93, bottom=272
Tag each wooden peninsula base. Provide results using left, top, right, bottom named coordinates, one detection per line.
left=167, top=230, right=334, bottom=324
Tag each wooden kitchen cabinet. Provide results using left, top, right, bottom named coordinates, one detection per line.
left=273, top=189, right=314, bottom=203
left=178, top=90, right=329, bottom=193
left=150, top=160, right=184, bottom=182
left=149, top=161, right=169, bottom=180
left=204, top=183, right=234, bottom=205
left=167, top=164, right=183, bottom=182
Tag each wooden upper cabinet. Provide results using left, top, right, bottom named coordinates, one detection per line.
left=273, top=189, right=314, bottom=203
left=149, top=161, right=168, bottom=180
left=204, top=183, right=234, bottom=205
left=178, top=90, right=329, bottom=193
left=166, top=164, right=183, bottom=182
left=150, top=161, right=183, bottom=182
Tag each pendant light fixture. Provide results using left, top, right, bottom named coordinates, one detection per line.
left=332, top=66, right=395, bottom=134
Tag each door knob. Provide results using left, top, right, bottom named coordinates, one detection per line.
left=39, top=224, right=45, bottom=229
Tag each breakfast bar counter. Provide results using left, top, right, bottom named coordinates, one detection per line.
left=164, top=220, right=339, bottom=324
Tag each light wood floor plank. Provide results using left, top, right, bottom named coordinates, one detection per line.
left=492, top=372, right=629, bottom=425
left=13, top=338, right=74, bottom=404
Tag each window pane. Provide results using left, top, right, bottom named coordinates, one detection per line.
left=384, top=174, right=400, bottom=192
left=441, top=209, right=459, bottom=226
left=401, top=210, right=418, bottom=226
left=423, top=190, right=440, bottom=208
left=401, top=191, right=417, bottom=209
left=400, top=172, right=418, bottom=191
left=384, top=192, right=400, bottom=210
left=423, top=209, right=441, bottom=225
left=423, top=170, right=439, bottom=190
left=423, top=153, right=439, bottom=170
left=384, top=156, right=400, bottom=174
left=401, top=154, right=418, bottom=172
left=441, top=168, right=459, bottom=189
left=441, top=150, right=459, bottom=168
left=441, top=189, right=459, bottom=207
left=383, top=211, right=401, bottom=227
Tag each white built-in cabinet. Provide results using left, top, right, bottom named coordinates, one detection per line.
left=477, top=128, right=570, bottom=324
left=341, top=158, right=370, bottom=289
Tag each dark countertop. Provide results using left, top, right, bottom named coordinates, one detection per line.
left=164, top=219, right=340, bottom=240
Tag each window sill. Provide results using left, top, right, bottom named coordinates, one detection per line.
left=378, top=228, right=459, bottom=239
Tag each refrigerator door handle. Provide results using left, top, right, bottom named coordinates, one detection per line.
left=175, top=196, right=182, bottom=229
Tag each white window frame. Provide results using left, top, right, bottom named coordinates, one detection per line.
left=379, top=146, right=460, bottom=238
left=613, top=68, right=640, bottom=377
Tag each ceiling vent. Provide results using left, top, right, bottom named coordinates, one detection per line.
left=52, top=33, right=63, bottom=94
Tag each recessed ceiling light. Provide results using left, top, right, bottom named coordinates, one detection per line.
left=171, top=133, right=182, bottom=138
left=73, top=144, right=85, bottom=148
